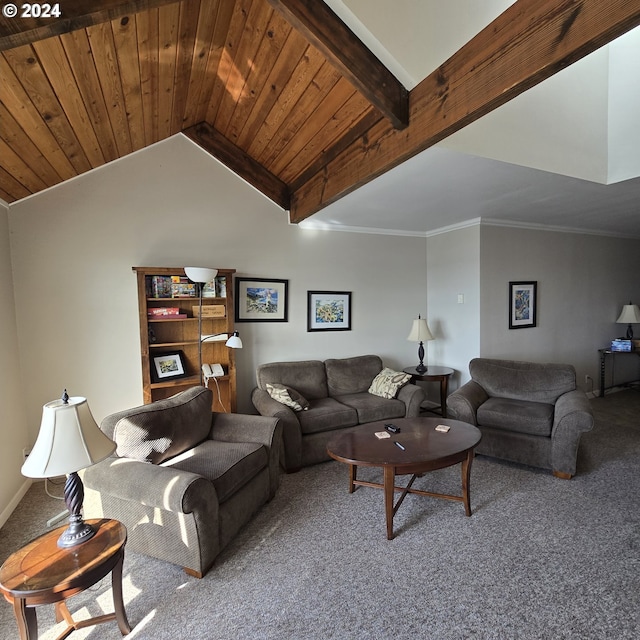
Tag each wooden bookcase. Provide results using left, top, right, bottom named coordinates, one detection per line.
left=133, top=267, right=237, bottom=413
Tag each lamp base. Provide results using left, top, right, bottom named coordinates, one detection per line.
left=415, top=363, right=428, bottom=374
left=57, top=514, right=96, bottom=548
left=58, top=470, right=95, bottom=547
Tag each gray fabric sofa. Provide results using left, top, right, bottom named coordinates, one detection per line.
left=251, top=355, right=424, bottom=472
left=446, top=358, right=594, bottom=478
left=82, top=386, right=282, bottom=578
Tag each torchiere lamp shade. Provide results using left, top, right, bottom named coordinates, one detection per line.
left=184, top=266, right=218, bottom=284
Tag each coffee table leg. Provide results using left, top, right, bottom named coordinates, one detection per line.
left=384, top=466, right=396, bottom=540
left=461, top=450, right=474, bottom=516
left=12, top=598, right=37, bottom=640
left=111, top=550, right=132, bottom=635
left=348, top=464, right=357, bottom=493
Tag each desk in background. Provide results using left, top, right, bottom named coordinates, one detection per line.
left=598, top=349, right=640, bottom=397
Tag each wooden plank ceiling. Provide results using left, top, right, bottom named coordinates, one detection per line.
left=1, top=0, right=640, bottom=221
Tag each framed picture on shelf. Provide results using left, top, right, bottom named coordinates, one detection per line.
left=509, top=281, right=537, bottom=329
left=307, top=291, right=351, bottom=331
left=151, top=351, right=188, bottom=382
left=235, top=278, right=288, bottom=322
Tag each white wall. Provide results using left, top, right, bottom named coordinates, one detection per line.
left=7, top=135, right=427, bottom=441
left=479, top=224, right=640, bottom=390
left=426, top=224, right=481, bottom=394
left=0, top=202, right=32, bottom=526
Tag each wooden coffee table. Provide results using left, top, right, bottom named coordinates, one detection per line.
left=327, top=417, right=481, bottom=539
left=0, top=518, right=131, bottom=640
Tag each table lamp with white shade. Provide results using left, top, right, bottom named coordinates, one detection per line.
left=616, top=302, right=640, bottom=340
left=21, top=391, right=116, bottom=548
left=407, top=314, right=434, bottom=374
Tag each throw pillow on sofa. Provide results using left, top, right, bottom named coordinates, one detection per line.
left=266, top=383, right=310, bottom=412
left=368, top=368, right=412, bottom=399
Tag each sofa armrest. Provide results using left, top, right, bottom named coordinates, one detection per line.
left=211, top=412, right=280, bottom=446
left=553, top=390, right=594, bottom=433
left=211, top=412, right=283, bottom=498
left=397, top=383, right=425, bottom=417
left=251, top=388, right=303, bottom=472
left=550, top=390, right=594, bottom=477
left=81, top=457, right=217, bottom=514
left=445, top=380, right=489, bottom=425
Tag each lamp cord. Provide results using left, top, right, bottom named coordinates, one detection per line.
left=205, top=374, right=227, bottom=413
left=45, top=477, right=65, bottom=501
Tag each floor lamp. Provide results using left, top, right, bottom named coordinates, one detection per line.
left=184, top=267, right=219, bottom=384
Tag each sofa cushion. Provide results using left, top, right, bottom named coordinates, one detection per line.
left=298, top=397, right=358, bottom=435
left=163, top=439, right=268, bottom=504
left=325, top=355, right=383, bottom=396
left=265, top=383, right=310, bottom=412
left=105, top=387, right=213, bottom=464
left=477, top=397, right=554, bottom=437
left=368, top=368, right=412, bottom=399
left=335, top=392, right=406, bottom=423
left=469, top=358, right=576, bottom=404
left=256, top=360, right=328, bottom=400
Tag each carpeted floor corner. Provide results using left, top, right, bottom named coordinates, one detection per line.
left=1, top=390, right=639, bottom=639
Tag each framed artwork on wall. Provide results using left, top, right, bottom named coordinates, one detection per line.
left=235, top=277, right=289, bottom=322
left=509, top=281, right=537, bottom=329
left=307, top=291, right=352, bottom=331
left=151, top=351, right=187, bottom=382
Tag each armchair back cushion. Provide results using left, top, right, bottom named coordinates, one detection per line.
left=469, top=358, right=576, bottom=404
left=256, top=360, right=328, bottom=400
left=102, top=386, right=212, bottom=464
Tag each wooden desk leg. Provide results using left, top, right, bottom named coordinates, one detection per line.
left=348, top=464, right=357, bottom=493
left=12, top=598, right=37, bottom=640
left=111, top=551, right=132, bottom=635
left=461, top=450, right=474, bottom=516
left=384, top=466, right=396, bottom=540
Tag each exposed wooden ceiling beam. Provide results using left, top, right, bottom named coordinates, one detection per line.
left=183, top=122, right=291, bottom=210
left=0, top=0, right=179, bottom=50
left=289, top=0, right=640, bottom=223
left=267, top=0, right=408, bottom=130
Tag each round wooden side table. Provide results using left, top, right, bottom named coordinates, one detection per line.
left=403, top=365, right=455, bottom=418
left=0, top=518, right=131, bottom=640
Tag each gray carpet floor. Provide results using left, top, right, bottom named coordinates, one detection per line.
left=1, top=390, right=639, bottom=639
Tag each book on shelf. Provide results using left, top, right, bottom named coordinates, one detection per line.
left=171, top=283, right=196, bottom=297
left=192, top=304, right=226, bottom=318
left=148, top=307, right=181, bottom=316
left=147, top=275, right=173, bottom=298
left=148, top=313, right=188, bottom=320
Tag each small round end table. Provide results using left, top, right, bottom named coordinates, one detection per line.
left=0, top=518, right=131, bottom=640
left=403, top=365, right=455, bottom=418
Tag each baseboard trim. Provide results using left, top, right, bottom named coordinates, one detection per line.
left=0, top=478, right=33, bottom=529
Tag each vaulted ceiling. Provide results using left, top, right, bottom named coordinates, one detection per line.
left=2, top=0, right=639, bottom=226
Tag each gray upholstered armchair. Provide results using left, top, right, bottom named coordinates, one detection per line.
left=82, top=386, right=281, bottom=578
left=446, top=358, right=594, bottom=478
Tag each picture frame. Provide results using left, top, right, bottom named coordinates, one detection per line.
left=509, top=281, right=537, bottom=329
left=151, top=350, right=188, bottom=382
left=307, top=291, right=352, bottom=332
left=235, top=277, right=288, bottom=322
